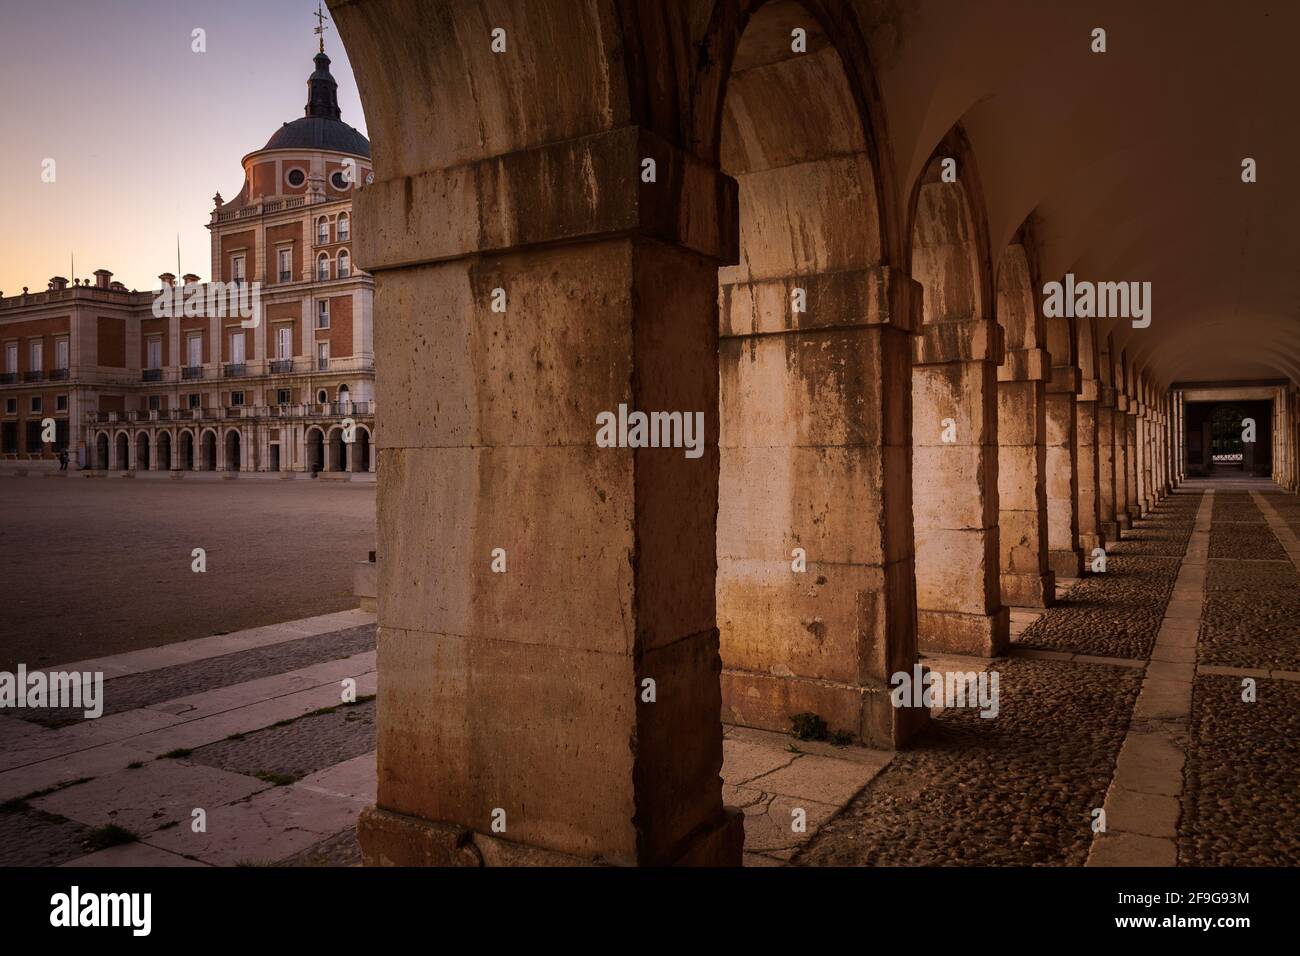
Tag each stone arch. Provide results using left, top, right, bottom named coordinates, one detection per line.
left=306, top=425, right=325, bottom=474
left=156, top=429, right=173, bottom=471
left=114, top=431, right=130, bottom=470
left=223, top=428, right=242, bottom=472
left=907, top=126, right=1007, bottom=656
left=993, top=231, right=1054, bottom=606
left=326, top=425, right=347, bottom=472
left=354, top=423, right=372, bottom=473
left=95, top=431, right=109, bottom=470
left=708, top=0, right=921, bottom=748
left=179, top=428, right=196, bottom=471
left=199, top=428, right=218, bottom=471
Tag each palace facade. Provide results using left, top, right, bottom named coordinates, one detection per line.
left=0, top=51, right=374, bottom=475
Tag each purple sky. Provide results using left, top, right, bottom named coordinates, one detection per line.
left=0, top=0, right=367, bottom=294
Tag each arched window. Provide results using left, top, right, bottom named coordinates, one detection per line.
left=316, top=216, right=329, bottom=245
left=337, top=213, right=350, bottom=242
left=338, top=384, right=350, bottom=403
left=317, top=253, right=330, bottom=281
left=337, top=249, right=350, bottom=278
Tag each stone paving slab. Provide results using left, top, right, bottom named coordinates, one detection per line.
left=60, top=842, right=211, bottom=867
left=143, top=784, right=367, bottom=866
left=295, top=752, right=377, bottom=804
left=31, top=760, right=270, bottom=835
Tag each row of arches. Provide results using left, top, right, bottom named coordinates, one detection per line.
left=330, top=0, right=1192, bottom=866
left=90, top=424, right=371, bottom=473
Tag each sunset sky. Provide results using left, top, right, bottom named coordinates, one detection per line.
left=0, top=0, right=367, bottom=295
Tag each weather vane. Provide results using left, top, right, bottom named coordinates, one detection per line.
left=314, top=2, right=329, bottom=54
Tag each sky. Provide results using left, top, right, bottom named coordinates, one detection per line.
left=0, top=0, right=367, bottom=294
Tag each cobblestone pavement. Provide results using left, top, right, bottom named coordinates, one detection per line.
left=186, top=699, right=376, bottom=783
left=1013, top=494, right=1198, bottom=659
left=21, top=625, right=377, bottom=728
left=1179, top=675, right=1300, bottom=865
left=793, top=659, right=1141, bottom=866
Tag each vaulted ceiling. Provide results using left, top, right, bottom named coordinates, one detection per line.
left=870, top=0, right=1300, bottom=387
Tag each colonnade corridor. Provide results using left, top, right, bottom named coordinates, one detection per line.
left=322, top=0, right=1300, bottom=871
left=796, top=480, right=1298, bottom=866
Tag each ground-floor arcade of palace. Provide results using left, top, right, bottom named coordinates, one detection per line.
left=85, top=420, right=375, bottom=475
left=322, top=0, right=1300, bottom=866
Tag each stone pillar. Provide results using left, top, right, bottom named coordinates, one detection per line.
left=913, top=318, right=1009, bottom=654
left=1076, top=378, right=1103, bottom=555
left=1124, top=406, right=1140, bottom=525
left=996, top=347, right=1055, bottom=607
left=1097, top=388, right=1119, bottom=542
left=353, top=127, right=743, bottom=866
left=718, top=265, right=925, bottom=748
left=1113, top=393, right=1130, bottom=531
left=1046, top=362, right=1084, bottom=578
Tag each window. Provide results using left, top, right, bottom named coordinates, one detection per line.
left=2, top=421, right=15, bottom=452
left=187, top=334, right=202, bottom=367
left=337, top=249, right=350, bottom=278
left=317, top=389, right=328, bottom=404
left=317, top=217, right=329, bottom=244
left=286, top=168, right=306, bottom=188
left=337, top=214, right=350, bottom=241
left=4, top=398, right=15, bottom=414
left=148, top=395, right=161, bottom=411
left=55, top=339, right=69, bottom=371
left=231, top=391, right=245, bottom=406
left=4, top=343, right=15, bottom=373
left=316, top=342, right=329, bottom=370
left=230, top=330, right=246, bottom=365
left=56, top=395, right=67, bottom=412
left=330, top=170, right=349, bottom=191
left=317, top=253, right=330, bottom=281
left=29, top=340, right=43, bottom=372
left=278, top=248, right=293, bottom=283
left=277, top=388, right=292, bottom=405
left=147, top=336, right=162, bottom=370
left=316, top=299, right=330, bottom=329
left=188, top=393, right=202, bottom=409
left=30, top=396, right=42, bottom=413
left=277, top=326, right=292, bottom=360
left=231, top=254, right=246, bottom=284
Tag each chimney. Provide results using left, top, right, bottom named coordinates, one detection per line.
left=94, top=269, right=112, bottom=289
left=109, top=281, right=126, bottom=292
left=48, top=276, right=68, bottom=290
left=183, top=273, right=200, bottom=286
left=159, top=273, right=176, bottom=287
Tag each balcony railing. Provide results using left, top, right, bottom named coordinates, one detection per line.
left=142, top=368, right=163, bottom=382
left=224, top=363, right=247, bottom=378
left=49, top=368, right=69, bottom=381
left=270, top=359, right=293, bottom=374
left=279, top=271, right=292, bottom=283
left=23, top=371, right=43, bottom=383
left=317, top=358, right=329, bottom=371
left=0, top=373, right=15, bottom=384
left=182, top=366, right=203, bottom=380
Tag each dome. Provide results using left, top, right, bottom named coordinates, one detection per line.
left=263, top=117, right=370, bottom=156
left=260, top=51, right=370, bottom=158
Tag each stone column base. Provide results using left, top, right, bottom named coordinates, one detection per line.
left=1117, top=513, right=1132, bottom=531
left=1100, top=521, right=1120, bottom=541
left=917, top=607, right=1009, bottom=657
left=721, top=669, right=928, bottom=750
left=1001, top=571, right=1056, bottom=609
left=357, top=804, right=744, bottom=867
left=1049, top=549, right=1084, bottom=579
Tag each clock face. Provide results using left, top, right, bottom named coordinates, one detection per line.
left=365, top=171, right=374, bottom=185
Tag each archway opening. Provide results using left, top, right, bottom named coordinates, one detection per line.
left=908, top=138, right=1007, bottom=656
left=224, top=431, right=241, bottom=472
left=157, top=431, right=172, bottom=471
left=200, top=431, right=217, bottom=471
left=328, top=428, right=346, bottom=472
left=96, top=433, right=109, bottom=470
left=307, top=428, right=324, bottom=474
left=713, top=0, right=915, bottom=747
left=115, top=433, right=129, bottom=470
left=180, top=431, right=195, bottom=470
left=356, top=427, right=371, bottom=472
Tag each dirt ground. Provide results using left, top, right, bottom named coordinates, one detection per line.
left=0, top=477, right=375, bottom=671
